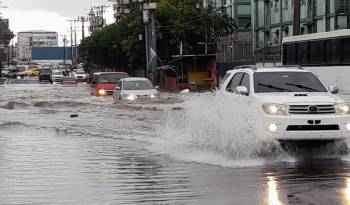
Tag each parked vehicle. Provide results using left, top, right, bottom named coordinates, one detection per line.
left=39, top=68, right=53, bottom=83
left=91, top=72, right=129, bottom=96
left=73, top=70, right=87, bottom=82
left=24, top=68, right=40, bottom=77
left=218, top=65, right=350, bottom=145
left=113, top=78, right=158, bottom=101
left=51, top=70, right=64, bottom=83
left=6, top=68, right=19, bottom=79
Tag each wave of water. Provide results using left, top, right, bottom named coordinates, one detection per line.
left=152, top=92, right=293, bottom=167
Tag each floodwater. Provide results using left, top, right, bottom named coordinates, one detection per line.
left=1, top=81, right=350, bottom=204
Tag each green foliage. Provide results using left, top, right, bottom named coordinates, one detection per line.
left=79, top=0, right=234, bottom=71
left=156, top=0, right=235, bottom=59
left=79, top=6, right=144, bottom=71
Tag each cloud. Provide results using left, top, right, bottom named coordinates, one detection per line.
left=6, top=0, right=112, bottom=17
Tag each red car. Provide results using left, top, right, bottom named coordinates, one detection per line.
left=91, top=72, right=129, bottom=96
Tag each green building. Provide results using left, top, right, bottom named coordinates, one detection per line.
left=253, top=0, right=350, bottom=64
left=204, top=0, right=254, bottom=63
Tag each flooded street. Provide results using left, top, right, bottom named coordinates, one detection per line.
left=2, top=83, right=350, bottom=205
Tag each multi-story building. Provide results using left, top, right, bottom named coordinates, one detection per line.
left=16, top=30, right=58, bottom=62
left=204, top=0, right=254, bottom=63
left=110, top=0, right=132, bottom=22
left=253, top=0, right=350, bottom=64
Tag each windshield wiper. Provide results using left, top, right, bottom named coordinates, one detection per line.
left=285, top=83, right=319, bottom=92
left=258, top=83, right=292, bottom=92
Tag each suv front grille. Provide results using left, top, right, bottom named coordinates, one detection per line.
left=289, top=105, right=335, bottom=114
left=286, top=125, right=339, bottom=131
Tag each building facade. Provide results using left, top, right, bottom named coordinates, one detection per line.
left=16, top=30, right=58, bottom=62
left=253, top=0, right=350, bottom=64
left=110, top=0, right=132, bottom=22
left=204, top=0, right=254, bottom=63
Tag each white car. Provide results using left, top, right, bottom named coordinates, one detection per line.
left=73, top=70, right=87, bottom=82
left=218, top=65, right=350, bottom=143
left=113, top=77, right=158, bottom=101
left=51, top=70, right=64, bottom=83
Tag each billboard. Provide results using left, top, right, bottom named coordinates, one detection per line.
left=32, top=47, right=74, bottom=60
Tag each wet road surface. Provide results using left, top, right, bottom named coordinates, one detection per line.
left=1, top=81, right=350, bottom=204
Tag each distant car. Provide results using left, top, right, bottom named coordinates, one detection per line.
left=51, top=70, right=64, bottom=83
left=113, top=77, right=158, bottom=101
left=24, top=68, right=40, bottom=77
left=91, top=72, right=129, bottom=96
left=6, top=68, right=19, bottom=79
left=1, top=69, right=9, bottom=77
left=39, top=69, right=53, bottom=83
left=73, top=70, right=87, bottom=82
left=16, top=66, right=27, bottom=78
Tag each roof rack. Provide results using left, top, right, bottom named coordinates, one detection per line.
left=276, top=65, right=304, bottom=70
left=233, top=65, right=257, bottom=70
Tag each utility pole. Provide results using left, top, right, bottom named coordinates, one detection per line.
left=74, top=20, right=78, bottom=65
left=143, top=1, right=157, bottom=80
left=67, top=20, right=74, bottom=65
left=293, top=0, right=301, bottom=36
left=93, top=5, right=109, bottom=28
left=62, top=35, right=67, bottom=64
left=78, top=16, right=88, bottom=40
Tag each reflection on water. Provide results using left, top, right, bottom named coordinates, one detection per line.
left=4, top=84, right=350, bottom=204
left=266, top=176, right=284, bottom=205
left=342, top=178, right=350, bottom=205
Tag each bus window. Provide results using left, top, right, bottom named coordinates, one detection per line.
left=342, top=38, right=350, bottom=64
left=296, top=42, right=308, bottom=65
left=284, top=43, right=296, bottom=65
left=309, top=41, right=325, bottom=65
left=325, top=39, right=341, bottom=65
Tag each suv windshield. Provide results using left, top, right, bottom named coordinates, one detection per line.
left=41, top=69, right=52, bottom=75
left=254, top=72, right=328, bottom=93
left=98, top=73, right=129, bottom=84
left=123, top=80, right=154, bottom=90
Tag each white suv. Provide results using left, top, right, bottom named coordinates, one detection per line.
left=219, top=65, right=350, bottom=143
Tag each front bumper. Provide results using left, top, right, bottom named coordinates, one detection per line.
left=262, top=114, right=350, bottom=141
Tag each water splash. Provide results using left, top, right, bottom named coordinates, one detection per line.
left=153, top=92, right=291, bottom=167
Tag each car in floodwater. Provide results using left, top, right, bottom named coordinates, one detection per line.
left=73, top=69, right=87, bottom=82
left=91, top=72, right=129, bottom=97
left=39, top=68, right=53, bottom=83
left=113, top=77, right=158, bottom=101
left=218, top=65, right=350, bottom=146
left=51, top=70, right=64, bottom=83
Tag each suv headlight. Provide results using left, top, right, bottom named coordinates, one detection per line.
left=335, top=103, right=350, bottom=115
left=124, top=94, right=137, bottom=101
left=262, top=104, right=289, bottom=115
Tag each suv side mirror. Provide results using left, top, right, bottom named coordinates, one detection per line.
left=116, top=86, right=121, bottom=91
left=155, top=86, right=160, bottom=90
left=235, top=86, right=249, bottom=96
left=329, top=85, right=339, bottom=94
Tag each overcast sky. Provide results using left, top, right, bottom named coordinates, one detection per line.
left=2, top=0, right=115, bottom=45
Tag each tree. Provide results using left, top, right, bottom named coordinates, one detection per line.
left=79, top=6, right=145, bottom=72
left=79, top=0, right=235, bottom=72
left=156, top=0, right=235, bottom=60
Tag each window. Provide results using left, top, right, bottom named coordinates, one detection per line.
left=325, top=39, right=341, bottom=65
left=296, top=42, right=308, bottom=65
left=240, top=73, right=250, bottom=93
left=283, top=43, right=296, bottom=65
left=219, top=73, right=231, bottom=89
left=342, top=38, right=350, bottom=64
left=226, top=73, right=244, bottom=92
left=309, top=40, right=325, bottom=65
left=254, top=72, right=328, bottom=93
